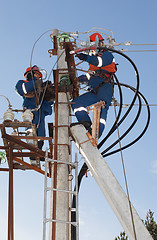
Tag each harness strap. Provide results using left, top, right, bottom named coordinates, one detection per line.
left=96, top=80, right=111, bottom=94
left=90, top=76, right=113, bottom=95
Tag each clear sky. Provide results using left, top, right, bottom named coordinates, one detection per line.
left=0, top=0, right=157, bottom=239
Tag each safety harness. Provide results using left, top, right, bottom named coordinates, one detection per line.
left=89, top=70, right=114, bottom=95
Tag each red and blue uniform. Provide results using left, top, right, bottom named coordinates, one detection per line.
left=71, top=50, right=116, bottom=137
left=15, top=77, right=53, bottom=137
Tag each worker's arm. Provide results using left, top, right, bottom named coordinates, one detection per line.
left=15, top=79, right=36, bottom=96
left=76, top=51, right=114, bottom=67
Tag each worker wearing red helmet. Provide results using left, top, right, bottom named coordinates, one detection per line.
left=15, top=65, right=53, bottom=151
left=90, top=32, right=104, bottom=43
left=71, top=33, right=116, bottom=138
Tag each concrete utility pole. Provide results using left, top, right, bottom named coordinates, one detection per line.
left=55, top=48, right=70, bottom=240
left=71, top=125, right=153, bottom=240
left=49, top=31, right=71, bottom=240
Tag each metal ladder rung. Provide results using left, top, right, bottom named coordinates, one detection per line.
left=70, top=208, right=76, bottom=212
left=46, top=187, right=78, bottom=195
left=46, top=158, right=77, bottom=167
left=44, top=218, right=78, bottom=227
left=43, top=149, right=79, bottom=240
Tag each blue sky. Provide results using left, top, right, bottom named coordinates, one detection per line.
left=0, top=0, right=157, bottom=239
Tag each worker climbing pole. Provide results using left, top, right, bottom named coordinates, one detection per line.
left=64, top=29, right=151, bottom=240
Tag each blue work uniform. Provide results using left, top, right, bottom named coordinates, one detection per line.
left=15, top=77, right=53, bottom=137
left=71, top=50, right=116, bottom=137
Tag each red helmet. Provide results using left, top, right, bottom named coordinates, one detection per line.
left=24, top=66, right=42, bottom=78
left=90, top=33, right=104, bottom=42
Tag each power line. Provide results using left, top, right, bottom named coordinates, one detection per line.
left=122, top=49, right=157, bottom=52
left=130, top=43, right=157, bottom=46
left=114, top=103, right=157, bottom=107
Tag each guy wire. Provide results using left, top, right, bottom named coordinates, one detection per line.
left=113, top=97, right=137, bottom=240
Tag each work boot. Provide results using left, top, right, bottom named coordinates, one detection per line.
left=48, top=122, right=53, bottom=138
left=30, top=140, right=45, bottom=161
left=38, top=140, right=44, bottom=150
left=30, top=156, right=45, bottom=162
left=38, top=140, right=45, bottom=161
left=70, top=121, right=92, bottom=135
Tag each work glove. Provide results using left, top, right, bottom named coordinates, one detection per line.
left=76, top=53, right=88, bottom=61
left=43, top=85, right=55, bottom=102
left=36, top=79, right=43, bottom=94
left=26, top=72, right=33, bottom=81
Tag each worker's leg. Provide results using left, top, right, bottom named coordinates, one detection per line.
left=36, top=118, right=46, bottom=137
left=32, top=110, right=45, bottom=153
left=97, top=83, right=113, bottom=137
left=32, top=110, right=46, bottom=137
left=71, top=92, right=97, bottom=123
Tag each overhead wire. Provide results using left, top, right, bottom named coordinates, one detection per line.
left=30, top=29, right=53, bottom=68
left=34, top=50, right=65, bottom=130
left=112, top=91, right=137, bottom=240
left=0, top=95, right=12, bottom=108
left=129, top=43, right=157, bottom=46
left=34, top=49, right=65, bottom=112
left=121, top=103, right=157, bottom=107
left=28, top=29, right=66, bottom=131
left=29, top=30, right=53, bottom=105
left=122, top=50, right=157, bottom=52
left=78, top=27, right=114, bottom=39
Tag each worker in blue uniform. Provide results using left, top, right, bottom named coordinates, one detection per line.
left=15, top=65, right=53, bottom=150
left=71, top=33, right=116, bottom=138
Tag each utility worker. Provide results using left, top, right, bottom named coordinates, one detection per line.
left=71, top=33, right=116, bottom=138
left=15, top=65, right=53, bottom=151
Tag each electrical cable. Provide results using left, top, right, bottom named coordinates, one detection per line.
left=34, top=50, right=65, bottom=112
left=71, top=162, right=88, bottom=239
left=30, top=39, right=65, bottom=130
left=30, top=29, right=53, bottom=68
left=102, top=84, right=150, bottom=157
left=101, top=82, right=142, bottom=155
left=101, top=81, right=142, bottom=155
left=98, top=47, right=140, bottom=149
left=29, top=30, right=53, bottom=106
left=78, top=27, right=115, bottom=39
left=0, top=95, right=12, bottom=108
left=28, top=29, right=60, bottom=112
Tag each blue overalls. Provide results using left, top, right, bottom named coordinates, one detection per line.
left=15, top=77, right=52, bottom=137
left=71, top=50, right=116, bottom=137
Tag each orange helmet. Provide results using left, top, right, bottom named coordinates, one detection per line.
left=24, top=65, right=42, bottom=78
left=90, top=33, right=104, bottom=42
